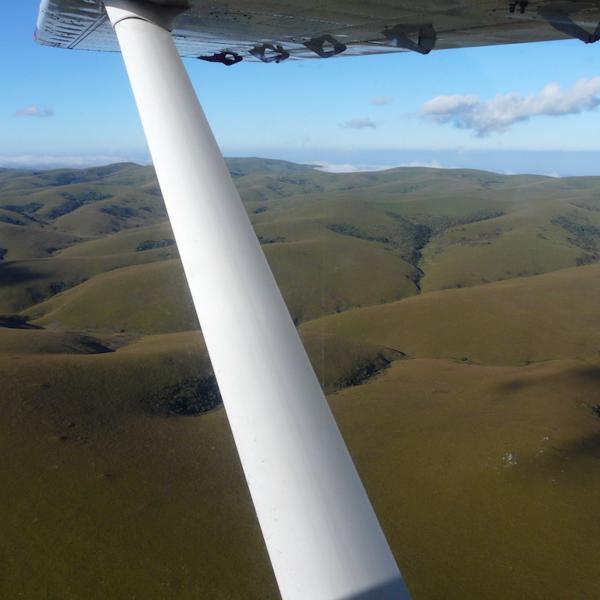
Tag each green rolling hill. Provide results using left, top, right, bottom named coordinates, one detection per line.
left=300, top=262, right=600, bottom=366
left=1, top=159, right=599, bottom=600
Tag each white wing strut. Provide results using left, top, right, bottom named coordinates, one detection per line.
left=103, top=2, right=409, bottom=598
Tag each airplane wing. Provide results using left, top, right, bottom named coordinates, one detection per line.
left=36, top=0, right=600, bottom=63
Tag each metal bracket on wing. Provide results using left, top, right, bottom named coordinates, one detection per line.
left=249, top=43, right=290, bottom=63
left=303, top=34, right=347, bottom=58
left=101, top=0, right=187, bottom=31
left=538, top=5, right=600, bottom=43
left=198, top=51, right=243, bottom=66
left=382, top=23, right=437, bottom=55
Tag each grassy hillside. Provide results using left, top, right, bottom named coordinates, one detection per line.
left=29, top=259, right=199, bottom=334
left=1, top=332, right=598, bottom=600
left=1, top=159, right=600, bottom=600
left=421, top=193, right=600, bottom=291
left=59, top=221, right=176, bottom=257
left=0, top=222, right=81, bottom=260
left=301, top=262, right=600, bottom=365
left=333, top=358, right=600, bottom=600
left=3, top=159, right=600, bottom=317
left=0, top=250, right=179, bottom=314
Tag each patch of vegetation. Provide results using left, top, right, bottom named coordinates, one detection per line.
left=0, top=214, right=25, bottom=226
left=332, top=353, right=398, bottom=391
left=576, top=252, right=600, bottom=266
left=0, top=202, right=43, bottom=216
left=258, top=234, right=285, bottom=244
left=327, top=223, right=393, bottom=246
left=48, top=197, right=82, bottom=220
left=403, top=223, right=433, bottom=267
left=146, top=375, right=222, bottom=416
left=552, top=215, right=600, bottom=252
left=49, top=281, right=68, bottom=295
left=136, top=239, right=175, bottom=252
left=74, top=335, right=114, bottom=354
left=424, top=210, right=505, bottom=235
left=101, top=205, right=138, bottom=219
left=47, top=191, right=111, bottom=220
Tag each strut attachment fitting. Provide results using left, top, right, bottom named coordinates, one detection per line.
left=538, top=5, right=600, bottom=44
left=198, top=51, right=243, bottom=66
left=303, top=34, right=347, bottom=58
left=382, top=23, right=437, bottom=54
left=102, top=0, right=186, bottom=31
left=249, top=43, right=290, bottom=63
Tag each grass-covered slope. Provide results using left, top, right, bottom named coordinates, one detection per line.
left=332, top=358, right=600, bottom=600
left=1, top=333, right=598, bottom=600
left=3, top=159, right=600, bottom=318
left=0, top=249, right=179, bottom=314
left=28, top=259, right=199, bottom=334
left=301, top=263, right=600, bottom=365
left=24, top=234, right=418, bottom=331
left=421, top=192, right=600, bottom=291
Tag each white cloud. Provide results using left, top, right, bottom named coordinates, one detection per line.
left=340, top=117, right=376, bottom=129
left=397, top=160, right=445, bottom=169
left=313, top=161, right=395, bottom=173
left=14, top=105, right=54, bottom=118
left=313, top=160, right=445, bottom=173
left=421, top=77, right=600, bottom=137
left=371, top=96, right=393, bottom=106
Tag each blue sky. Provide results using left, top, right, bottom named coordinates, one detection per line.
left=2, top=1, right=600, bottom=175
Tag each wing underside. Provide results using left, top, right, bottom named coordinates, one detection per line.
left=36, top=0, right=600, bottom=62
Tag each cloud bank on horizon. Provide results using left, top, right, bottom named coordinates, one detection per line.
left=421, top=77, right=600, bottom=137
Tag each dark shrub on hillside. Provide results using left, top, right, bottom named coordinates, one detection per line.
left=146, top=376, right=222, bottom=417
left=101, top=205, right=138, bottom=218
left=136, top=238, right=175, bottom=252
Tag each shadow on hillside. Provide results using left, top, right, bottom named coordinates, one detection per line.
left=496, top=364, right=600, bottom=395
left=518, top=429, right=600, bottom=487
left=578, top=365, right=600, bottom=382
left=561, top=430, right=600, bottom=460
left=0, top=315, right=42, bottom=329
left=0, top=262, right=42, bottom=285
